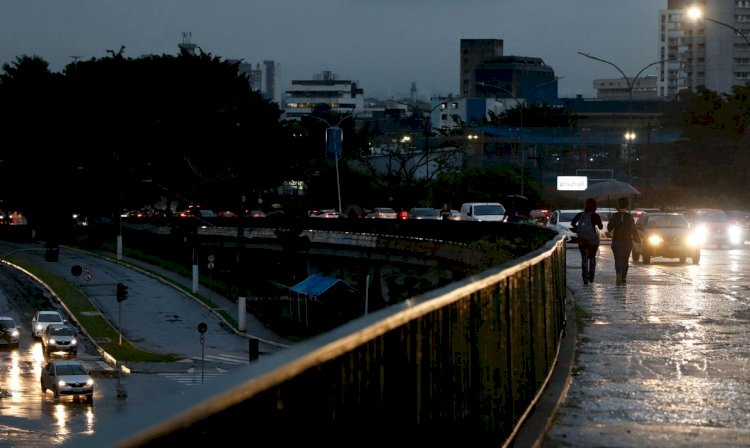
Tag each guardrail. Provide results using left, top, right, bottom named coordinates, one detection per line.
left=70, top=226, right=568, bottom=447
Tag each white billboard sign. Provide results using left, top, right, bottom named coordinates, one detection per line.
left=557, top=176, right=588, bottom=191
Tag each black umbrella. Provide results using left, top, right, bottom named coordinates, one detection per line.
left=578, top=180, right=640, bottom=201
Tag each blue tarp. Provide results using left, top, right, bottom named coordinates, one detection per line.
left=290, top=274, right=355, bottom=298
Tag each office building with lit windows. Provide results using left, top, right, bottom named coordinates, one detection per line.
left=659, top=0, right=750, bottom=97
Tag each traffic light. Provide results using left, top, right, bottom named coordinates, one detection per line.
left=116, top=282, right=128, bottom=302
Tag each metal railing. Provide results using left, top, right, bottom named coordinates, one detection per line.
left=70, top=228, right=568, bottom=447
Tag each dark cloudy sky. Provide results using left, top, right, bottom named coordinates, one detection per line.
left=2, top=0, right=663, bottom=99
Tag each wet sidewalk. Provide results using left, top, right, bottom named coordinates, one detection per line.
left=519, top=243, right=750, bottom=447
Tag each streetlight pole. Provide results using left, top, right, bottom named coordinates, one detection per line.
left=687, top=7, right=750, bottom=46
left=577, top=53, right=676, bottom=183
left=309, top=113, right=355, bottom=214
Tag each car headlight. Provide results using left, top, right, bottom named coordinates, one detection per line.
left=686, top=232, right=702, bottom=246
left=647, top=235, right=664, bottom=246
left=86, top=379, right=94, bottom=387
left=695, top=225, right=708, bottom=244
left=10, top=329, right=19, bottom=338
left=728, top=225, right=743, bottom=244
left=35, top=324, right=43, bottom=332
left=71, top=339, right=77, bottom=345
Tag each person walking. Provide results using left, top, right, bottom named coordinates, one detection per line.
left=439, top=202, right=452, bottom=220
left=571, top=198, right=604, bottom=285
left=503, top=201, right=520, bottom=223
left=607, top=197, right=641, bottom=285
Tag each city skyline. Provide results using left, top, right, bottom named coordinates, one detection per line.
left=2, top=0, right=663, bottom=100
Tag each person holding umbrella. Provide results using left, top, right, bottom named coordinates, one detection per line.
left=570, top=198, right=604, bottom=285
left=607, top=197, right=641, bottom=285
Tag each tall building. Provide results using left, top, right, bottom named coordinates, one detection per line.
left=459, top=39, right=504, bottom=97
left=235, top=60, right=282, bottom=105
left=659, top=0, right=750, bottom=97
left=284, top=71, right=365, bottom=120
left=473, top=56, right=558, bottom=105
left=459, top=39, right=557, bottom=105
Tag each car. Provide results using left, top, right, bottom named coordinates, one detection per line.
left=529, top=209, right=551, bottom=225
left=547, top=209, right=581, bottom=242
left=41, top=324, right=78, bottom=356
left=366, top=207, right=398, bottom=219
left=40, top=359, right=94, bottom=402
left=726, top=209, right=750, bottom=234
left=31, top=310, right=66, bottom=339
left=446, top=209, right=468, bottom=221
left=684, top=208, right=743, bottom=248
left=309, top=209, right=342, bottom=218
left=0, top=316, right=20, bottom=348
left=406, top=207, right=441, bottom=220
left=632, top=208, right=661, bottom=222
left=597, top=207, right=616, bottom=239
left=631, top=212, right=702, bottom=264
left=459, top=202, right=506, bottom=222
left=548, top=209, right=608, bottom=242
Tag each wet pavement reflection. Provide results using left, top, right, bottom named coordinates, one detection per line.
left=544, top=244, right=750, bottom=447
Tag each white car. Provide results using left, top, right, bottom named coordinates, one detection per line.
left=548, top=209, right=610, bottom=242
left=31, top=310, right=66, bottom=339
left=459, top=202, right=506, bottom=222
left=0, top=316, right=20, bottom=348
left=42, top=324, right=78, bottom=356
left=40, top=359, right=94, bottom=402
left=547, top=209, right=581, bottom=242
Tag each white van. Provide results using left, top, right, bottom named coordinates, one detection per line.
left=460, top=202, right=506, bottom=222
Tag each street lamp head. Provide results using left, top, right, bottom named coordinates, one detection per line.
left=686, top=6, right=702, bottom=21
left=624, top=131, right=637, bottom=141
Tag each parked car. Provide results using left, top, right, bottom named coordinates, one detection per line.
left=41, top=324, right=78, bottom=356
left=632, top=213, right=701, bottom=264
left=0, top=316, right=20, bottom=348
left=407, top=208, right=441, bottom=220
left=366, top=207, right=398, bottom=219
left=31, top=310, right=65, bottom=339
left=684, top=208, right=743, bottom=248
left=40, top=359, right=94, bottom=402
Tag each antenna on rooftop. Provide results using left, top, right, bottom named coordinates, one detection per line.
left=179, top=32, right=197, bottom=56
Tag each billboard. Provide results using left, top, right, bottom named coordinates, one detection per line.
left=557, top=176, right=588, bottom=191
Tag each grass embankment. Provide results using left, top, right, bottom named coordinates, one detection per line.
left=14, top=257, right=177, bottom=362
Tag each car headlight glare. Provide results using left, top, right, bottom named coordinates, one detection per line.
left=686, top=233, right=702, bottom=246
left=728, top=225, right=743, bottom=244
left=647, top=235, right=664, bottom=246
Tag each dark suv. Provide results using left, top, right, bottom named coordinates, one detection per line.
left=684, top=208, right=744, bottom=248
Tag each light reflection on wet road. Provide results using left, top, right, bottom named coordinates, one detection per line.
left=544, top=245, right=750, bottom=447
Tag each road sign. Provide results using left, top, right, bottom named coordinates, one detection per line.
left=207, top=255, right=215, bottom=262
left=207, top=262, right=214, bottom=270
left=83, top=266, right=92, bottom=274
left=84, top=273, right=92, bottom=281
